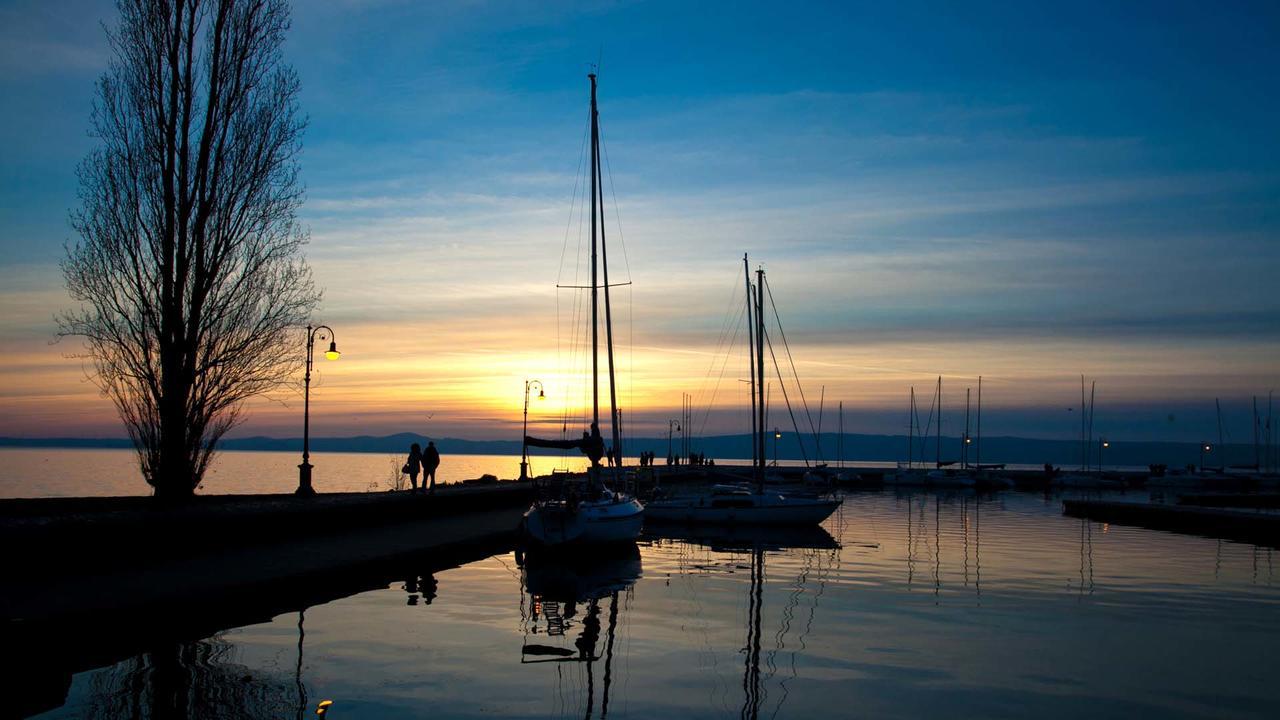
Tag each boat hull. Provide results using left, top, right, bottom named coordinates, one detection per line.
left=523, top=496, right=645, bottom=546
left=645, top=496, right=840, bottom=526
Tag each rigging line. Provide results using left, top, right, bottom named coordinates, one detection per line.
left=692, top=270, right=749, bottom=436
left=763, top=327, right=811, bottom=465
left=696, top=303, right=747, bottom=439
left=557, top=105, right=592, bottom=286
left=598, top=124, right=633, bottom=283
left=763, top=276, right=824, bottom=462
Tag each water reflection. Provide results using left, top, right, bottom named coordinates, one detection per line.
left=80, top=636, right=298, bottom=719
left=646, top=525, right=841, bottom=720
left=26, top=491, right=1280, bottom=718
left=515, top=544, right=642, bottom=718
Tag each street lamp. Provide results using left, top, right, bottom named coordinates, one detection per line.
left=1200, top=442, right=1212, bottom=472
left=773, top=428, right=782, bottom=466
left=298, top=325, right=340, bottom=496
left=1100, top=438, right=1109, bottom=471
left=667, top=419, right=681, bottom=465
left=520, top=379, right=545, bottom=481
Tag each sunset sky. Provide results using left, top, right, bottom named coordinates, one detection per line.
left=1, top=0, right=1277, bottom=444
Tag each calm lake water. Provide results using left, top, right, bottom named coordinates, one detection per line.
left=0, top=447, right=1136, bottom=499
left=31, top=490, right=1278, bottom=719
left=0, top=448, right=594, bottom=498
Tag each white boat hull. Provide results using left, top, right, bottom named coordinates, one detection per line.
left=524, top=495, right=644, bottom=546
left=645, top=493, right=840, bottom=525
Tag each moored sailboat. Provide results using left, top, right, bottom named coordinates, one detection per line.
left=522, top=73, right=643, bottom=546
left=646, top=255, right=841, bottom=526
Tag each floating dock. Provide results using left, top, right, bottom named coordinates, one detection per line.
left=1062, top=499, right=1280, bottom=547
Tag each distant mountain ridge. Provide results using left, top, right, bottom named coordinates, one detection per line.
left=0, top=432, right=1261, bottom=468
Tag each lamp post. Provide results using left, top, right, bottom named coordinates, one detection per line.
left=773, top=428, right=781, bottom=467
left=1200, top=442, right=1211, bottom=472
left=298, top=325, right=340, bottom=495
left=520, top=380, right=545, bottom=481
left=667, top=419, right=681, bottom=465
left=1100, top=438, right=1109, bottom=472
left=963, top=434, right=972, bottom=469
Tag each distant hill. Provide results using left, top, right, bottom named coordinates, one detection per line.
left=0, top=432, right=1261, bottom=468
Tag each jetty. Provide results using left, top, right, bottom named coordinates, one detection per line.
left=1, top=482, right=531, bottom=717
left=1062, top=498, right=1280, bottom=547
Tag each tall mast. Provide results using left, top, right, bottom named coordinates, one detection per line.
left=1216, top=398, right=1224, bottom=468
left=838, top=401, right=844, bottom=469
left=744, top=254, right=757, bottom=473
left=935, top=376, right=942, bottom=469
left=591, top=72, right=623, bottom=473
left=588, top=74, right=600, bottom=438
left=756, top=267, right=767, bottom=490
left=1080, top=376, right=1086, bottom=471
left=1088, top=381, right=1096, bottom=471
left=908, top=387, right=915, bottom=470
left=976, top=376, right=983, bottom=468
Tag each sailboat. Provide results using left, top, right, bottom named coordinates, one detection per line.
left=646, top=256, right=842, bottom=525
left=521, top=73, right=644, bottom=545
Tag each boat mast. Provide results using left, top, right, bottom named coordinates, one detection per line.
left=590, top=72, right=623, bottom=475
left=588, top=74, right=600, bottom=444
left=976, top=376, right=983, bottom=468
left=756, top=266, right=767, bottom=491
left=1216, top=398, right=1224, bottom=469
left=744, top=254, right=758, bottom=474
left=839, top=401, right=844, bottom=469
left=935, top=376, right=942, bottom=469
left=908, top=387, right=915, bottom=470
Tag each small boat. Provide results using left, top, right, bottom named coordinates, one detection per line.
left=522, top=73, right=643, bottom=546
left=645, top=256, right=840, bottom=526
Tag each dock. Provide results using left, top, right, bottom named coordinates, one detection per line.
left=1, top=483, right=532, bottom=717
left=1062, top=499, right=1280, bottom=547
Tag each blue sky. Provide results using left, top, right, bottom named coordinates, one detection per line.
left=0, top=0, right=1277, bottom=444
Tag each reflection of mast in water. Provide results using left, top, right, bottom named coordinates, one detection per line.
left=518, top=547, right=639, bottom=719
left=906, top=495, right=916, bottom=588
left=742, top=544, right=765, bottom=720
left=934, top=498, right=942, bottom=602
left=1077, top=516, right=1095, bottom=598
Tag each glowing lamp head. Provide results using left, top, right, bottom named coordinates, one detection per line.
left=323, top=340, right=341, bottom=361
left=537, top=388, right=545, bottom=400
left=1102, top=440, right=1110, bottom=449
left=1204, top=444, right=1212, bottom=452
left=774, top=430, right=782, bottom=439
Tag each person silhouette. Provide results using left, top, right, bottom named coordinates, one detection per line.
left=423, top=440, right=440, bottom=494
left=405, top=443, right=423, bottom=492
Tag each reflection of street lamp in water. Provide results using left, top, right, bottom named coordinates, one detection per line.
left=520, top=380, right=545, bottom=481
left=298, top=325, right=340, bottom=496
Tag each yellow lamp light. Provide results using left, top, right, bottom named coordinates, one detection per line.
left=324, top=340, right=341, bottom=361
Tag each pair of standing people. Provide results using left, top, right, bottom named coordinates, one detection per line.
left=406, top=441, right=440, bottom=494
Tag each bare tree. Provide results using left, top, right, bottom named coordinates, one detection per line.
left=60, top=0, right=319, bottom=499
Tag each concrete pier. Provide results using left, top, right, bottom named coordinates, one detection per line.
left=1062, top=499, right=1280, bottom=547
left=1, top=483, right=533, bottom=717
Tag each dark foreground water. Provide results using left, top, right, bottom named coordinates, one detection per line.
left=35, top=490, right=1278, bottom=719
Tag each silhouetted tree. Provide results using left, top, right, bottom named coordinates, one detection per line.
left=59, top=0, right=319, bottom=499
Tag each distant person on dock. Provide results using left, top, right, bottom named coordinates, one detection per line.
left=405, top=443, right=423, bottom=492
left=423, top=440, right=441, bottom=494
